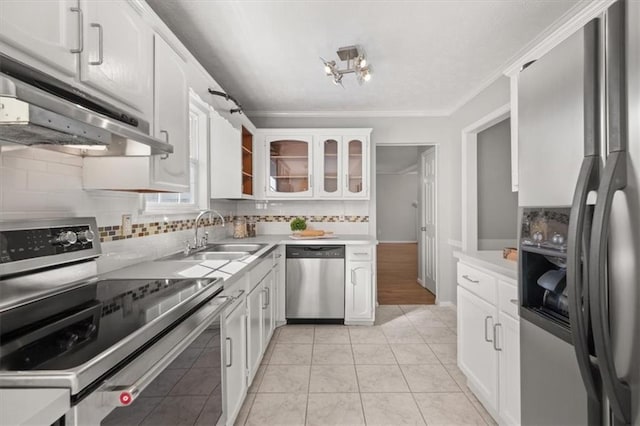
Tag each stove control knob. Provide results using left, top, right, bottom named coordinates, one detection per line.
left=533, top=231, right=544, bottom=242
left=54, top=231, right=77, bottom=247
left=58, top=332, right=79, bottom=351
left=77, top=229, right=95, bottom=244
left=80, top=323, right=97, bottom=339
left=552, top=233, right=565, bottom=245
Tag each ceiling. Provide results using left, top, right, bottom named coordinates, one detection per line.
left=147, top=0, right=581, bottom=117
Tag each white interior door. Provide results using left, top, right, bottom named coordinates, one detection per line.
left=421, top=149, right=437, bottom=295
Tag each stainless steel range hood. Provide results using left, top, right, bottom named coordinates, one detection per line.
left=0, top=55, right=173, bottom=157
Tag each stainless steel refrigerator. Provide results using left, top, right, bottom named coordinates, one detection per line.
left=517, top=0, right=639, bottom=425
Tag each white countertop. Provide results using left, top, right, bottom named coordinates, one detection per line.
left=453, top=250, right=518, bottom=281
left=102, top=234, right=376, bottom=282
left=0, top=388, right=69, bottom=426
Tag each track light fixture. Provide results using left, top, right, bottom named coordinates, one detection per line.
left=321, top=45, right=371, bottom=87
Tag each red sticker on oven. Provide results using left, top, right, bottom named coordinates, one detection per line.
left=120, top=392, right=132, bottom=405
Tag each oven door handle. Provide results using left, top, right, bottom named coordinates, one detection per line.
left=98, top=295, right=231, bottom=407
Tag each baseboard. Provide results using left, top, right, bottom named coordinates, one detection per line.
left=345, top=320, right=375, bottom=326
left=378, top=240, right=418, bottom=244
left=417, top=278, right=424, bottom=286
left=436, top=301, right=455, bottom=309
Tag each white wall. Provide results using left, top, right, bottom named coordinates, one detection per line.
left=477, top=118, right=518, bottom=250
left=376, top=173, right=418, bottom=242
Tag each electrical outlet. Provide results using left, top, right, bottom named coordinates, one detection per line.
left=121, top=214, right=132, bottom=236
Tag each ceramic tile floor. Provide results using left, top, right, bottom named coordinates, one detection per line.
left=234, top=305, right=498, bottom=426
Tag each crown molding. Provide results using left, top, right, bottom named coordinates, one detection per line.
left=445, top=0, right=609, bottom=115
left=502, top=0, right=615, bottom=76
left=245, top=109, right=450, bottom=119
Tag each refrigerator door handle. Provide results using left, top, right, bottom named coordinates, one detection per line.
left=566, top=15, right=603, bottom=417
left=567, top=156, right=602, bottom=407
left=589, top=150, right=630, bottom=425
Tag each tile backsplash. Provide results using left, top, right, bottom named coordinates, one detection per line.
left=236, top=200, right=370, bottom=234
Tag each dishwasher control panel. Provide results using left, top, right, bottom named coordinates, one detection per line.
left=285, top=245, right=345, bottom=258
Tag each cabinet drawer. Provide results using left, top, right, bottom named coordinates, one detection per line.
left=498, top=280, right=519, bottom=319
left=346, top=245, right=373, bottom=261
left=250, top=257, right=272, bottom=289
left=457, top=263, right=497, bottom=304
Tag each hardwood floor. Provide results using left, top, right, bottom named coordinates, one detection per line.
left=377, top=243, right=436, bottom=305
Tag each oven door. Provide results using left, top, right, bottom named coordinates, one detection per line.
left=64, top=294, right=232, bottom=426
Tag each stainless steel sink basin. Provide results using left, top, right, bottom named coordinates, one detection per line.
left=157, top=243, right=266, bottom=262
left=159, top=251, right=249, bottom=262
left=187, top=252, right=249, bottom=261
left=204, top=243, right=266, bottom=254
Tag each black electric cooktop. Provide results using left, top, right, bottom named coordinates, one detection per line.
left=0, top=277, right=221, bottom=371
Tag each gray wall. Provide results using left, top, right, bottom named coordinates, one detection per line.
left=477, top=118, right=518, bottom=249
left=376, top=173, right=418, bottom=242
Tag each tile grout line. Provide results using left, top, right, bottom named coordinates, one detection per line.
left=303, top=326, right=316, bottom=425
left=348, top=326, right=368, bottom=426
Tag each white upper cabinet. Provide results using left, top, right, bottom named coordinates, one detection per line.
left=344, top=137, right=369, bottom=199
left=151, top=34, right=189, bottom=191
left=210, top=111, right=249, bottom=199
left=262, top=129, right=371, bottom=200
left=79, top=0, right=153, bottom=115
left=265, top=136, right=314, bottom=198
left=316, top=136, right=343, bottom=198
left=0, top=0, right=79, bottom=76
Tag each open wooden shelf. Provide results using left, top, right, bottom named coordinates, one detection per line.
left=242, top=126, right=253, bottom=196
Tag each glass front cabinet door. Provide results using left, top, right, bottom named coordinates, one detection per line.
left=316, top=135, right=369, bottom=199
left=266, top=136, right=313, bottom=198
left=344, top=137, right=368, bottom=198
left=316, top=136, right=343, bottom=198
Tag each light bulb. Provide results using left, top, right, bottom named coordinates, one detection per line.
left=324, top=65, right=332, bottom=75
left=363, top=71, right=371, bottom=82
left=360, top=58, right=367, bottom=68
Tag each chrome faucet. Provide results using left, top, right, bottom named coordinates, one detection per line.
left=193, top=210, right=226, bottom=249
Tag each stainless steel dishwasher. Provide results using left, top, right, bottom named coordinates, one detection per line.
left=286, top=245, right=345, bottom=322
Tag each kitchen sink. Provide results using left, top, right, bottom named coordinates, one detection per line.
left=157, top=243, right=266, bottom=262
left=204, top=243, right=266, bottom=253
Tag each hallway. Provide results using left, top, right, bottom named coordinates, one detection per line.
left=376, top=243, right=435, bottom=305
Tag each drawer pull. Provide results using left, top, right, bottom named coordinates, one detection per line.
left=484, top=316, right=493, bottom=342
left=352, top=252, right=369, bottom=256
left=462, top=274, right=480, bottom=283
left=510, top=299, right=518, bottom=305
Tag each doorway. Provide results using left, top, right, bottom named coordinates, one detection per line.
left=375, top=145, right=438, bottom=305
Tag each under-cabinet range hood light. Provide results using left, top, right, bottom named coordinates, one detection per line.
left=0, top=55, right=173, bottom=157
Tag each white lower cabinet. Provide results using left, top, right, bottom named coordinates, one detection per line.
left=224, top=298, right=246, bottom=424
left=456, top=260, right=520, bottom=425
left=344, top=245, right=376, bottom=325
left=458, top=286, right=499, bottom=409
left=246, top=282, right=263, bottom=384
left=498, top=311, right=521, bottom=426
left=274, top=246, right=286, bottom=325
left=261, top=270, right=275, bottom=347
